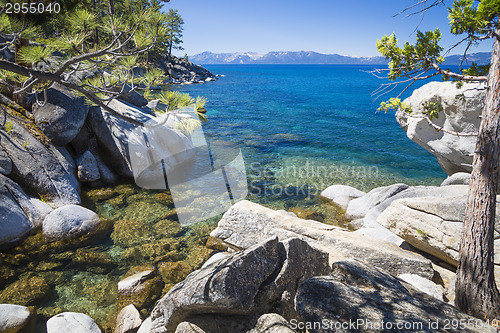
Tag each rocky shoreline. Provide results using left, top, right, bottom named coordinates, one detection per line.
left=1, top=80, right=496, bottom=332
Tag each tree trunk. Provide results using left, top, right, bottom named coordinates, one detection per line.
left=455, top=29, right=500, bottom=320
left=168, top=36, right=173, bottom=59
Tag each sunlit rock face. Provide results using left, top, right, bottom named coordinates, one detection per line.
left=397, top=81, right=485, bottom=176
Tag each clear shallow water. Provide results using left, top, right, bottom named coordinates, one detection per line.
left=176, top=64, right=448, bottom=211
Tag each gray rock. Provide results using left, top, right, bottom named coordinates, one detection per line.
left=246, top=314, right=296, bottom=333
left=0, top=145, right=12, bottom=175
left=398, top=273, right=444, bottom=301
left=116, top=304, right=143, bottom=333
left=345, top=183, right=409, bottom=220
left=33, top=83, right=89, bottom=146
left=150, top=237, right=329, bottom=333
left=200, top=252, right=230, bottom=268
left=175, top=322, right=206, bottom=333
left=441, top=172, right=471, bottom=186
left=42, top=205, right=101, bottom=241
left=378, top=192, right=500, bottom=266
left=144, top=99, right=168, bottom=113
left=319, top=185, right=365, bottom=209
left=397, top=81, right=485, bottom=175
left=29, top=198, right=53, bottom=229
left=115, top=84, right=148, bottom=107
left=347, top=218, right=364, bottom=231
left=77, top=151, right=100, bottom=182
left=46, top=312, right=101, bottom=333
left=0, top=112, right=80, bottom=207
left=353, top=226, right=404, bottom=245
left=0, top=174, right=52, bottom=248
left=345, top=184, right=469, bottom=244
left=87, top=99, right=195, bottom=180
left=294, top=260, right=496, bottom=333
left=0, top=304, right=36, bottom=332
left=118, top=270, right=156, bottom=296
left=137, top=317, right=152, bottom=333
left=211, top=200, right=434, bottom=279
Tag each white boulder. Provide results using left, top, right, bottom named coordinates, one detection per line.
left=42, top=205, right=101, bottom=241
left=397, top=81, right=485, bottom=175
left=319, top=184, right=365, bottom=209
left=46, top=312, right=101, bottom=333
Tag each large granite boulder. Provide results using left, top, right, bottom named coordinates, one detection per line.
left=33, top=83, right=89, bottom=146
left=0, top=145, right=12, bottom=175
left=397, top=81, right=485, bottom=175
left=46, top=312, right=101, bottom=333
left=345, top=184, right=469, bottom=245
left=378, top=193, right=500, bottom=267
left=211, top=200, right=434, bottom=279
left=42, top=205, right=102, bottom=241
left=150, top=237, right=329, bottom=333
left=0, top=108, right=80, bottom=207
left=0, top=174, right=52, bottom=248
left=114, top=84, right=148, bottom=107
left=294, top=260, right=496, bottom=333
left=0, top=304, right=36, bottom=333
left=87, top=99, right=195, bottom=180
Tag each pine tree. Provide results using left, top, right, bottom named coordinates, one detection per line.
left=377, top=0, right=500, bottom=319
left=0, top=1, right=204, bottom=128
left=165, top=8, right=184, bottom=58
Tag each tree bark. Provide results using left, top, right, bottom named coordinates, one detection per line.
left=455, top=29, right=500, bottom=320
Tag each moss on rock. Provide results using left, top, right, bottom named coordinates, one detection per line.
left=158, top=261, right=193, bottom=285
left=154, top=192, right=174, bottom=205
left=0, top=276, right=51, bottom=305
left=111, top=220, right=153, bottom=247
left=87, top=188, right=118, bottom=201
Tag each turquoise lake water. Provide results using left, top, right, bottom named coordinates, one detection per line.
left=176, top=64, right=448, bottom=210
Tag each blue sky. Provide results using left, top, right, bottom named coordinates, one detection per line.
left=164, top=0, right=494, bottom=57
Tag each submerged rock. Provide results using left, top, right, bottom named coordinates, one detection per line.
left=294, top=260, right=495, bottom=333
left=0, top=276, right=51, bottom=306
left=397, top=81, right=485, bottom=175
left=42, top=205, right=102, bottom=241
left=288, top=207, right=324, bottom=222
left=46, top=312, right=102, bottom=333
left=0, top=304, right=36, bottom=333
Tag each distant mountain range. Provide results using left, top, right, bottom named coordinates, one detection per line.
left=191, top=51, right=492, bottom=66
